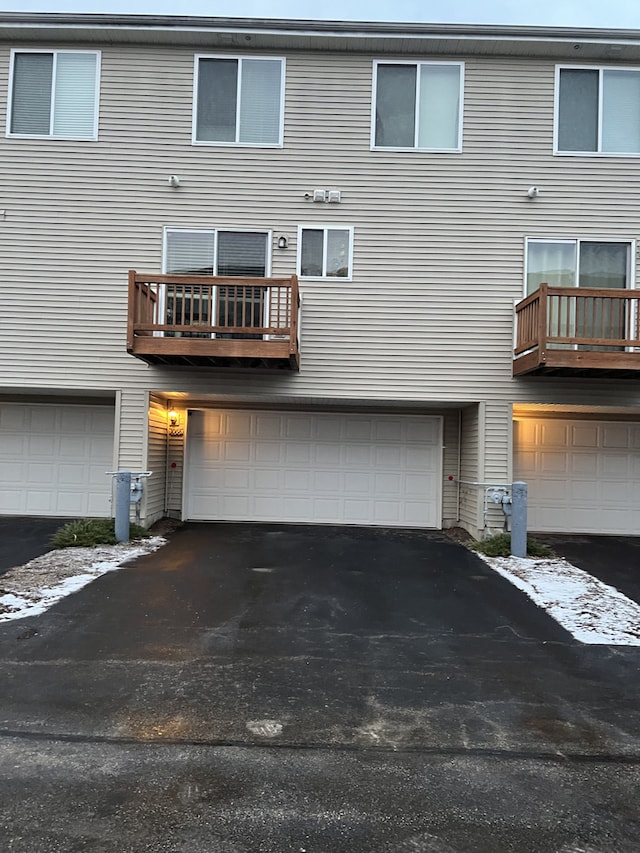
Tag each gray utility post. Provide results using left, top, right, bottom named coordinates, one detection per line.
left=511, top=481, right=528, bottom=558
left=114, top=470, right=131, bottom=543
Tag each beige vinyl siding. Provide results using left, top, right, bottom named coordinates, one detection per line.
left=167, top=406, right=187, bottom=517
left=3, top=41, right=640, bottom=534
left=116, top=388, right=148, bottom=473
left=0, top=47, right=638, bottom=406
left=459, top=403, right=482, bottom=535
left=145, top=393, right=168, bottom=526
left=441, top=409, right=460, bottom=526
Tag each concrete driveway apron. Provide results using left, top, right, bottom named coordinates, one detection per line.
left=0, top=523, right=639, bottom=852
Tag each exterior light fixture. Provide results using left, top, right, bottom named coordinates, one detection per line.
left=167, top=406, right=184, bottom=437
left=277, top=236, right=288, bottom=249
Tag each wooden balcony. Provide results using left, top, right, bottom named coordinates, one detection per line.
left=514, top=284, right=640, bottom=377
left=127, top=271, right=300, bottom=370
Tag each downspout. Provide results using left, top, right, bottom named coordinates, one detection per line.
left=456, top=408, right=462, bottom=523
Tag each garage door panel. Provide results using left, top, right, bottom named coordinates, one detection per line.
left=515, top=416, right=639, bottom=534
left=0, top=403, right=114, bottom=518
left=285, top=417, right=312, bottom=439
left=284, top=470, right=312, bottom=490
left=570, top=455, right=598, bottom=475
left=405, top=446, right=438, bottom=469
left=29, top=435, right=56, bottom=456
left=255, top=414, right=282, bottom=438
left=186, top=410, right=441, bottom=528
left=57, top=464, right=86, bottom=486
left=314, top=471, right=340, bottom=492
left=375, top=472, right=403, bottom=495
left=539, top=452, right=568, bottom=474
left=601, top=428, right=630, bottom=449
left=374, top=445, right=402, bottom=466
left=255, top=468, right=281, bottom=490
left=540, top=422, right=568, bottom=445
left=285, top=444, right=311, bottom=464
left=571, top=425, right=599, bottom=447
left=373, top=420, right=403, bottom=441
left=600, top=454, right=630, bottom=476
left=344, top=472, right=370, bottom=493
left=315, top=445, right=341, bottom=464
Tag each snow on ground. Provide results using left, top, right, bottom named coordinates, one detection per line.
left=0, top=537, right=166, bottom=622
left=479, top=553, right=640, bottom=646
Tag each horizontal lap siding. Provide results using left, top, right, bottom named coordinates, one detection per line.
left=441, top=409, right=459, bottom=526
left=459, top=404, right=482, bottom=534
left=145, top=393, right=168, bottom=526
left=167, top=407, right=187, bottom=518
left=0, top=47, right=639, bottom=406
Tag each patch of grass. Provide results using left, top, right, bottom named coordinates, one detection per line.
left=51, top=518, right=149, bottom=549
left=471, top=532, right=553, bottom=558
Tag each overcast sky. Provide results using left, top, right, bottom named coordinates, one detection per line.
left=3, top=0, right=640, bottom=28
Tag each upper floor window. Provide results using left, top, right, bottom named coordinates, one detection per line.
left=193, top=55, right=285, bottom=146
left=165, top=227, right=269, bottom=276
left=298, top=226, right=353, bottom=279
left=372, top=61, right=463, bottom=151
left=8, top=50, right=100, bottom=139
left=526, top=238, right=632, bottom=294
left=556, top=66, right=640, bottom=155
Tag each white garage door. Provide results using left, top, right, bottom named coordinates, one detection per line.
left=185, top=409, right=442, bottom=527
left=514, top=417, right=640, bottom=534
left=0, top=403, right=114, bottom=517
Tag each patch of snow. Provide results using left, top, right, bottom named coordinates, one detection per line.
left=0, top=536, right=166, bottom=623
left=246, top=720, right=284, bottom=737
left=479, top=554, right=640, bottom=646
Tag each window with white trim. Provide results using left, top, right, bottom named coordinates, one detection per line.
left=526, top=238, right=634, bottom=351
left=373, top=61, right=463, bottom=151
left=8, top=50, right=100, bottom=139
left=164, top=228, right=270, bottom=338
left=556, top=66, right=640, bottom=154
left=526, top=238, right=632, bottom=293
left=193, top=55, right=284, bottom=146
left=298, top=227, right=353, bottom=279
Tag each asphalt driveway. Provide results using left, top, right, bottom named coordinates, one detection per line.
left=0, top=522, right=639, bottom=852
left=0, top=515, right=66, bottom=575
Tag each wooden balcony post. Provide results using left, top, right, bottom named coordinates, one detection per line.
left=126, top=270, right=136, bottom=352
left=538, top=282, right=548, bottom=362
left=289, top=274, right=300, bottom=355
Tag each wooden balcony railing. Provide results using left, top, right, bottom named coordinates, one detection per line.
left=127, top=271, right=300, bottom=370
left=514, top=283, right=640, bottom=376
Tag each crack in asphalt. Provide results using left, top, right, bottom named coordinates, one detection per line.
left=1, top=727, right=640, bottom=763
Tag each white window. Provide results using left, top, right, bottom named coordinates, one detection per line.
left=298, top=227, right=353, bottom=279
left=526, top=238, right=633, bottom=294
left=556, top=66, right=640, bottom=154
left=8, top=50, right=100, bottom=139
left=525, top=238, right=635, bottom=350
left=193, top=55, right=285, bottom=146
left=163, top=228, right=271, bottom=337
left=164, top=228, right=269, bottom=277
left=372, top=61, right=463, bottom=151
